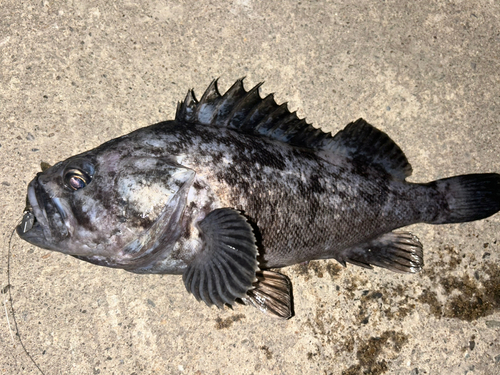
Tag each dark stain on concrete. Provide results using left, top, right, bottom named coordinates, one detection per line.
left=293, top=260, right=343, bottom=281
left=259, top=345, right=273, bottom=359
left=348, top=244, right=500, bottom=322
left=418, top=244, right=500, bottom=321
left=214, top=313, right=245, bottom=329
left=342, top=330, right=408, bottom=375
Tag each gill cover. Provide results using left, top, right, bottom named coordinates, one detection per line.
left=72, top=157, right=196, bottom=271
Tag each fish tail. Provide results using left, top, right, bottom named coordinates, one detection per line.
left=428, top=173, right=500, bottom=224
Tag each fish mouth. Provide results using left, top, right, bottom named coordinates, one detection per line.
left=17, top=177, right=69, bottom=249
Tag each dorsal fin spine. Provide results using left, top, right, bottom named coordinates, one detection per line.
left=267, top=111, right=299, bottom=138
left=239, top=94, right=277, bottom=131
left=254, top=103, right=289, bottom=134
left=234, top=82, right=264, bottom=128
left=226, top=86, right=263, bottom=129
left=199, top=79, right=220, bottom=103
left=214, top=79, right=247, bottom=126
left=195, top=80, right=220, bottom=124
left=176, top=89, right=198, bottom=123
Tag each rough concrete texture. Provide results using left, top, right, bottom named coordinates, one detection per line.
left=1, top=1, right=500, bottom=374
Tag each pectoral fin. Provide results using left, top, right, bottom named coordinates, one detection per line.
left=182, top=208, right=259, bottom=308
left=338, top=231, right=424, bottom=273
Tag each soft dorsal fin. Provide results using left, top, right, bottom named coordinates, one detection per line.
left=176, top=79, right=412, bottom=180
left=327, top=119, right=412, bottom=180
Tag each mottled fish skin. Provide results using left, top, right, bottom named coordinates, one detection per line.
left=17, top=79, right=500, bottom=318
left=137, top=122, right=433, bottom=269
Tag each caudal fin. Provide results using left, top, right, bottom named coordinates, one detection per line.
left=431, top=173, right=500, bottom=224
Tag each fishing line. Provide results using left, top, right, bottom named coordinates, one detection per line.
left=5, top=226, right=45, bottom=375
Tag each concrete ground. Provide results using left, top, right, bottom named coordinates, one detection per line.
left=1, top=1, right=499, bottom=374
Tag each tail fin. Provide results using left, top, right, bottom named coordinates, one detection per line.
left=431, top=173, right=500, bottom=224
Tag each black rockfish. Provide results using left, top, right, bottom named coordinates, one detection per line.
left=17, top=79, right=500, bottom=318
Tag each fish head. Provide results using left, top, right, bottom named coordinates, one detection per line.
left=17, top=147, right=195, bottom=269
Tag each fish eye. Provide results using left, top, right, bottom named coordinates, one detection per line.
left=62, top=159, right=95, bottom=191
left=64, top=168, right=93, bottom=191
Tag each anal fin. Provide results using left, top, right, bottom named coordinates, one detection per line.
left=240, top=270, right=293, bottom=319
left=338, top=232, right=423, bottom=274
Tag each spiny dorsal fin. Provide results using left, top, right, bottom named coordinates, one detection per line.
left=176, top=78, right=332, bottom=150
left=176, top=79, right=412, bottom=180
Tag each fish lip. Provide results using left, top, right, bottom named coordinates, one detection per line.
left=16, top=177, right=68, bottom=245
left=17, top=179, right=47, bottom=242
left=29, top=178, right=51, bottom=228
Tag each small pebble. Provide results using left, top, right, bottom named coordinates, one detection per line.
left=469, top=340, right=475, bottom=350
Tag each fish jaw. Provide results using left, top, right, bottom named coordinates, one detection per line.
left=17, top=176, right=71, bottom=251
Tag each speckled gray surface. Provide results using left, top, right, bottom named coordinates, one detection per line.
left=1, top=1, right=500, bottom=374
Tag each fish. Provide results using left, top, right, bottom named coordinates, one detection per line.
left=17, top=78, right=500, bottom=319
